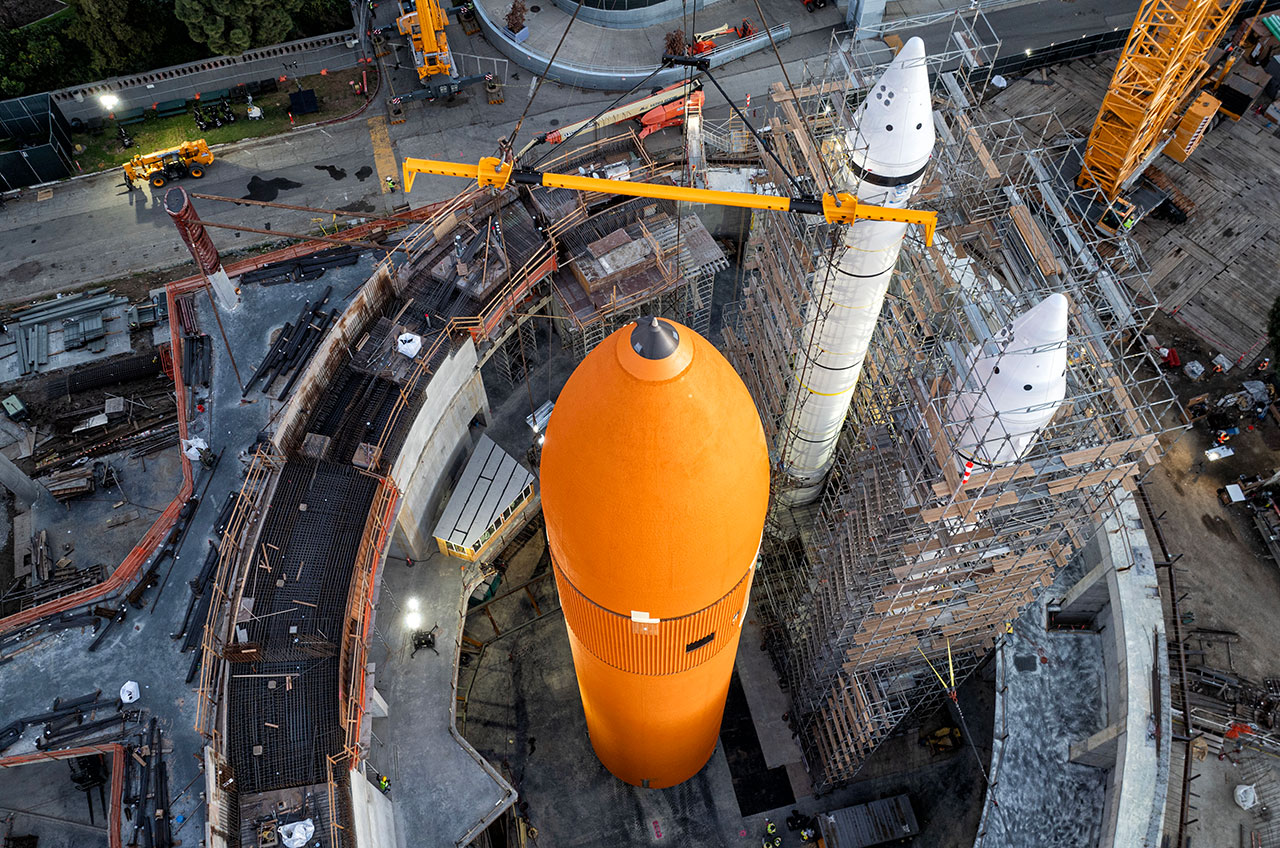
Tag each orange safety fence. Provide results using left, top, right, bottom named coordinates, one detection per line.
left=169, top=192, right=473, bottom=292
left=340, top=477, right=401, bottom=762
left=0, top=742, right=126, bottom=848
left=0, top=282, right=197, bottom=637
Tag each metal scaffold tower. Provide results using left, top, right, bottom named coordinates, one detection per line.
left=721, top=14, right=1181, bottom=790
left=522, top=136, right=728, bottom=359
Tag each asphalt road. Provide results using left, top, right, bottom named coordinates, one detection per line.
left=0, top=0, right=1141, bottom=304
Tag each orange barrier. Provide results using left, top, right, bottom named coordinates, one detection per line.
left=340, top=478, right=401, bottom=761
left=0, top=742, right=126, bottom=848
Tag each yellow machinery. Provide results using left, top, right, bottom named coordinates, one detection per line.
left=396, top=0, right=454, bottom=80
left=1076, top=0, right=1243, bottom=233
left=1166, top=91, right=1222, bottom=161
left=400, top=156, right=937, bottom=241
left=123, top=139, right=214, bottom=188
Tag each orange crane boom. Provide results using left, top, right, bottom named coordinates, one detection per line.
left=1077, top=0, right=1243, bottom=200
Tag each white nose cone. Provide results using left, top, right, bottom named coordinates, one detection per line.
left=845, top=36, right=934, bottom=206
left=949, top=293, right=1070, bottom=468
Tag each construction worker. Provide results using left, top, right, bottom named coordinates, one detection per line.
left=385, top=175, right=397, bottom=193
left=1258, top=357, right=1271, bottom=372
left=378, top=774, right=390, bottom=793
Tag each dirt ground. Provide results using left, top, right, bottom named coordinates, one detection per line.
left=1141, top=309, right=1280, bottom=687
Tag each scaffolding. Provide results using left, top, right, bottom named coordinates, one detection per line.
left=524, top=135, right=728, bottom=357
left=721, top=15, right=1181, bottom=790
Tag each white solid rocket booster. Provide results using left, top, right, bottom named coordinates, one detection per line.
left=948, top=293, right=1070, bottom=468
left=778, top=37, right=935, bottom=506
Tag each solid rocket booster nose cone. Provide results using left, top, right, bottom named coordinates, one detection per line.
left=631, top=317, right=681, bottom=360
left=1018, top=292, right=1070, bottom=340
left=844, top=37, right=934, bottom=201
left=896, top=36, right=927, bottom=64
left=949, top=293, right=1071, bottom=468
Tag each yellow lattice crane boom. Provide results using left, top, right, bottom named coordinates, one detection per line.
left=1077, top=0, right=1243, bottom=201
left=401, top=157, right=938, bottom=243
left=395, top=0, right=454, bottom=80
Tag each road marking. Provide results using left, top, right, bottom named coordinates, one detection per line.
left=527, top=75, right=538, bottom=98
left=367, top=116, right=398, bottom=192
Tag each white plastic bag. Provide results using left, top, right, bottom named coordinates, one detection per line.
left=1235, top=784, right=1258, bottom=810
left=279, top=818, right=315, bottom=847
left=119, top=681, right=140, bottom=703
left=181, top=437, right=209, bottom=461
left=396, top=333, right=422, bottom=358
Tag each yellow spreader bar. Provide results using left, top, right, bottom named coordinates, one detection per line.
left=402, top=156, right=937, bottom=244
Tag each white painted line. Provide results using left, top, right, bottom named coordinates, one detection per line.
left=528, top=75, right=539, bottom=98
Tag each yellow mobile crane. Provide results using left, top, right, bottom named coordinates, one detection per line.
left=1076, top=0, right=1243, bottom=234
left=390, top=0, right=454, bottom=80
left=400, top=156, right=938, bottom=240
left=378, top=0, right=498, bottom=103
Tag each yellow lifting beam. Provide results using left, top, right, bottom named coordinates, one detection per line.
left=402, top=156, right=937, bottom=244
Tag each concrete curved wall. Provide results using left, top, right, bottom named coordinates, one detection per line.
left=546, top=0, right=706, bottom=28
left=474, top=4, right=789, bottom=90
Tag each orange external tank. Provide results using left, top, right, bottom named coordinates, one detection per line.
left=540, top=317, right=769, bottom=788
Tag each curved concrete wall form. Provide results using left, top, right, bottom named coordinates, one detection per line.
left=972, top=489, right=1170, bottom=848
left=51, top=31, right=362, bottom=122
left=546, top=0, right=707, bottom=28
left=474, top=7, right=790, bottom=90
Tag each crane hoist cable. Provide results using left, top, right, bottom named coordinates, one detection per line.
left=400, top=156, right=938, bottom=242
left=664, top=55, right=806, bottom=196
left=503, top=0, right=585, bottom=162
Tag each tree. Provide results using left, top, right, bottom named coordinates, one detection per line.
left=68, top=0, right=161, bottom=76
left=664, top=29, right=687, bottom=57
left=175, top=0, right=304, bottom=56
left=505, top=0, right=526, bottom=33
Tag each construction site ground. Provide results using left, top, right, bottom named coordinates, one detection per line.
left=984, top=50, right=1280, bottom=845
left=0, top=259, right=374, bottom=846
left=0, top=756, right=112, bottom=848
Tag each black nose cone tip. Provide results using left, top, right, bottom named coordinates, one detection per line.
left=631, top=317, right=680, bottom=360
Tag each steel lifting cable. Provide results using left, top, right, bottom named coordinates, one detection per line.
left=503, top=0, right=586, bottom=162
left=747, top=0, right=839, bottom=199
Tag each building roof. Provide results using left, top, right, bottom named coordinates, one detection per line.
left=432, top=435, right=534, bottom=549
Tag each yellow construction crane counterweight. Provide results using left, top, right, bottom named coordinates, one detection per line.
left=401, top=156, right=937, bottom=243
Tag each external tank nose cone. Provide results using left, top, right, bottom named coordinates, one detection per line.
left=631, top=317, right=680, bottom=360
left=846, top=36, right=934, bottom=195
